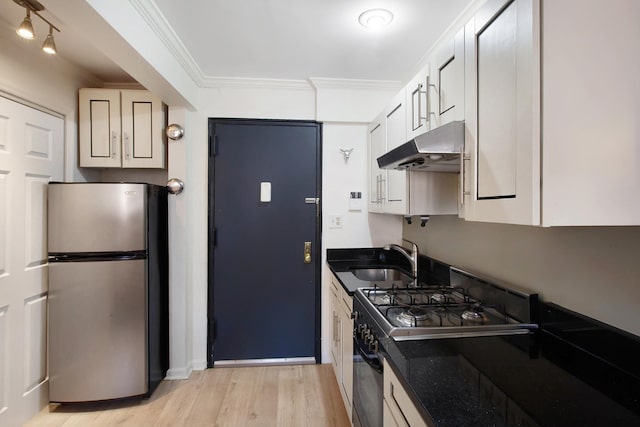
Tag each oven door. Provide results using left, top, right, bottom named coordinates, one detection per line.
left=352, top=327, right=384, bottom=427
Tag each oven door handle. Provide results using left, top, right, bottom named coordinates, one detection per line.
left=354, top=336, right=383, bottom=373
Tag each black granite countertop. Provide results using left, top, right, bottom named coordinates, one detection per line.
left=379, top=304, right=640, bottom=427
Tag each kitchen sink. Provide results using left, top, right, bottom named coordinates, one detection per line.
left=350, top=267, right=413, bottom=283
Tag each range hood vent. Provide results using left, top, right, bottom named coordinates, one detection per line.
left=377, top=120, right=464, bottom=172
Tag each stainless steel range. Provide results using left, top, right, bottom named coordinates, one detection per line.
left=354, top=266, right=538, bottom=342
left=351, top=266, right=538, bottom=427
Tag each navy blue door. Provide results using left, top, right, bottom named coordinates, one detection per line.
left=208, top=120, right=321, bottom=364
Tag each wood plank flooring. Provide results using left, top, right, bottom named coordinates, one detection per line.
left=25, top=364, right=350, bottom=427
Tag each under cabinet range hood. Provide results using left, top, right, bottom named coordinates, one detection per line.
left=377, top=120, right=465, bottom=172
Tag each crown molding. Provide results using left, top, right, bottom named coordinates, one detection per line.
left=201, top=76, right=312, bottom=90
left=130, top=0, right=206, bottom=86
left=309, top=78, right=401, bottom=91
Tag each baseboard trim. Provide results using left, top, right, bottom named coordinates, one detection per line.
left=213, top=357, right=316, bottom=368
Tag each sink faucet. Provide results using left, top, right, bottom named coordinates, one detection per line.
left=383, top=239, right=419, bottom=284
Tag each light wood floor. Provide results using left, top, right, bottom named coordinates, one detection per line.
left=25, top=364, right=350, bottom=427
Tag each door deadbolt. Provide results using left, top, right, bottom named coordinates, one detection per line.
left=304, top=242, right=312, bottom=263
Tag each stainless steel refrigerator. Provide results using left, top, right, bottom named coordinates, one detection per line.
left=47, top=182, right=168, bottom=403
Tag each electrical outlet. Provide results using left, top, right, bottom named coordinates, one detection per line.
left=328, top=215, right=343, bottom=229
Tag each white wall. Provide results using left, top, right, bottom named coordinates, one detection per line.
left=0, top=23, right=100, bottom=183
left=404, top=217, right=640, bottom=337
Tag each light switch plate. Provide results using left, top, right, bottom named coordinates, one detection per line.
left=328, top=215, right=343, bottom=229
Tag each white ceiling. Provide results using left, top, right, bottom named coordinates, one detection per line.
left=1, top=0, right=473, bottom=84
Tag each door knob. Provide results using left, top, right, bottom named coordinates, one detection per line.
left=304, top=242, right=312, bottom=263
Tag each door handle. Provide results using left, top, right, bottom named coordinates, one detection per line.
left=304, top=241, right=312, bottom=263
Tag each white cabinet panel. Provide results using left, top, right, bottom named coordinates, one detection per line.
left=464, top=0, right=540, bottom=225
left=430, top=28, right=465, bottom=130
left=80, top=89, right=166, bottom=169
left=368, top=118, right=385, bottom=213
left=0, top=115, right=8, bottom=152
left=477, top=3, right=517, bottom=198
left=385, top=92, right=408, bottom=214
left=79, top=89, right=121, bottom=168
left=405, top=65, right=430, bottom=139
left=329, top=274, right=353, bottom=422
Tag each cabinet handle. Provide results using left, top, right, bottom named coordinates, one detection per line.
left=412, top=83, right=428, bottom=131
left=111, top=131, right=117, bottom=158
left=124, top=132, right=131, bottom=160
left=460, top=147, right=471, bottom=206
left=426, top=75, right=438, bottom=124
left=380, top=176, right=386, bottom=202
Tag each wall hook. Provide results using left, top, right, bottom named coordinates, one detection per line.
left=339, top=148, right=354, bottom=163
left=404, top=216, right=412, bottom=225
left=420, top=216, right=430, bottom=227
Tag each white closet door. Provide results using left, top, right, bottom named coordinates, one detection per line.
left=0, top=95, right=63, bottom=426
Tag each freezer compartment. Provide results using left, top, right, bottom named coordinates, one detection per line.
left=49, top=259, right=148, bottom=402
left=48, top=183, right=147, bottom=253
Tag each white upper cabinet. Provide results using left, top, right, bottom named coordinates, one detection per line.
left=385, top=90, right=409, bottom=214
left=463, top=0, right=540, bottom=225
left=368, top=89, right=458, bottom=217
left=369, top=111, right=386, bottom=214
left=405, top=64, right=431, bottom=140
left=80, top=89, right=166, bottom=169
left=463, top=0, right=640, bottom=226
left=429, top=27, right=465, bottom=130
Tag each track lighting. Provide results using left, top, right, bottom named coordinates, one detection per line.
left=16, top=9, right=35, bottom=39
left=42, top=26, right=57, bottom=54
left=13, top=0, right=61, bottom=55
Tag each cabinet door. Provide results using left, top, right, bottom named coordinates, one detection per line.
left=368, top=114, right=386, bottom=213
left=385, top=91, right=408, bottom=214
left=329, top=284, right=341, bottom=377
left=464, top=0, right=541, bottom=225
left=121, top=90, right=166, bottom=168
left=79, top=89, right=121, bottom=167
left=430, top=27, right=465, bottom=129
left=383, top=359, right=429, bottom=427
left=405, top=65, right=431, bottom=140
left=340, top=293, right=353, bottom=410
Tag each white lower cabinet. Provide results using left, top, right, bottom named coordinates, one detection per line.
left=383, top=358, right=429, bottom=427
left=330, top=274, right=353, bottom=422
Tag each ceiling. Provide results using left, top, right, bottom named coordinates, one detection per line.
left=1, top=0, right=473, bottom=84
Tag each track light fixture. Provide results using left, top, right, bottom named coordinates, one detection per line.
left=13, top=0, right=61, bottom=55
left=42, top=26, right=57, bottom=54
left=16, top=9, right=35, bottom=39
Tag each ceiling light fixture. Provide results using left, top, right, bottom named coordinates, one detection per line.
left=42, top=26, right=57, bottom=54
left=16, top=9, right=35, bottom=39
left=358, top=8, right=394, bottom=30
left=13, top=0, right=61, bottom=55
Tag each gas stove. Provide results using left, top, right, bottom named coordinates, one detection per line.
left=354, top=267, right=538, bottom=341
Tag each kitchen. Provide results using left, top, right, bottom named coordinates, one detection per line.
left=1, top=0, right=639, bottom=426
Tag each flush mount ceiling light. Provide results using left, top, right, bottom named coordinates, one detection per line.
left=358, top=8, right=394, bottom=30
left=13, top=0, right=61, bottom=55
